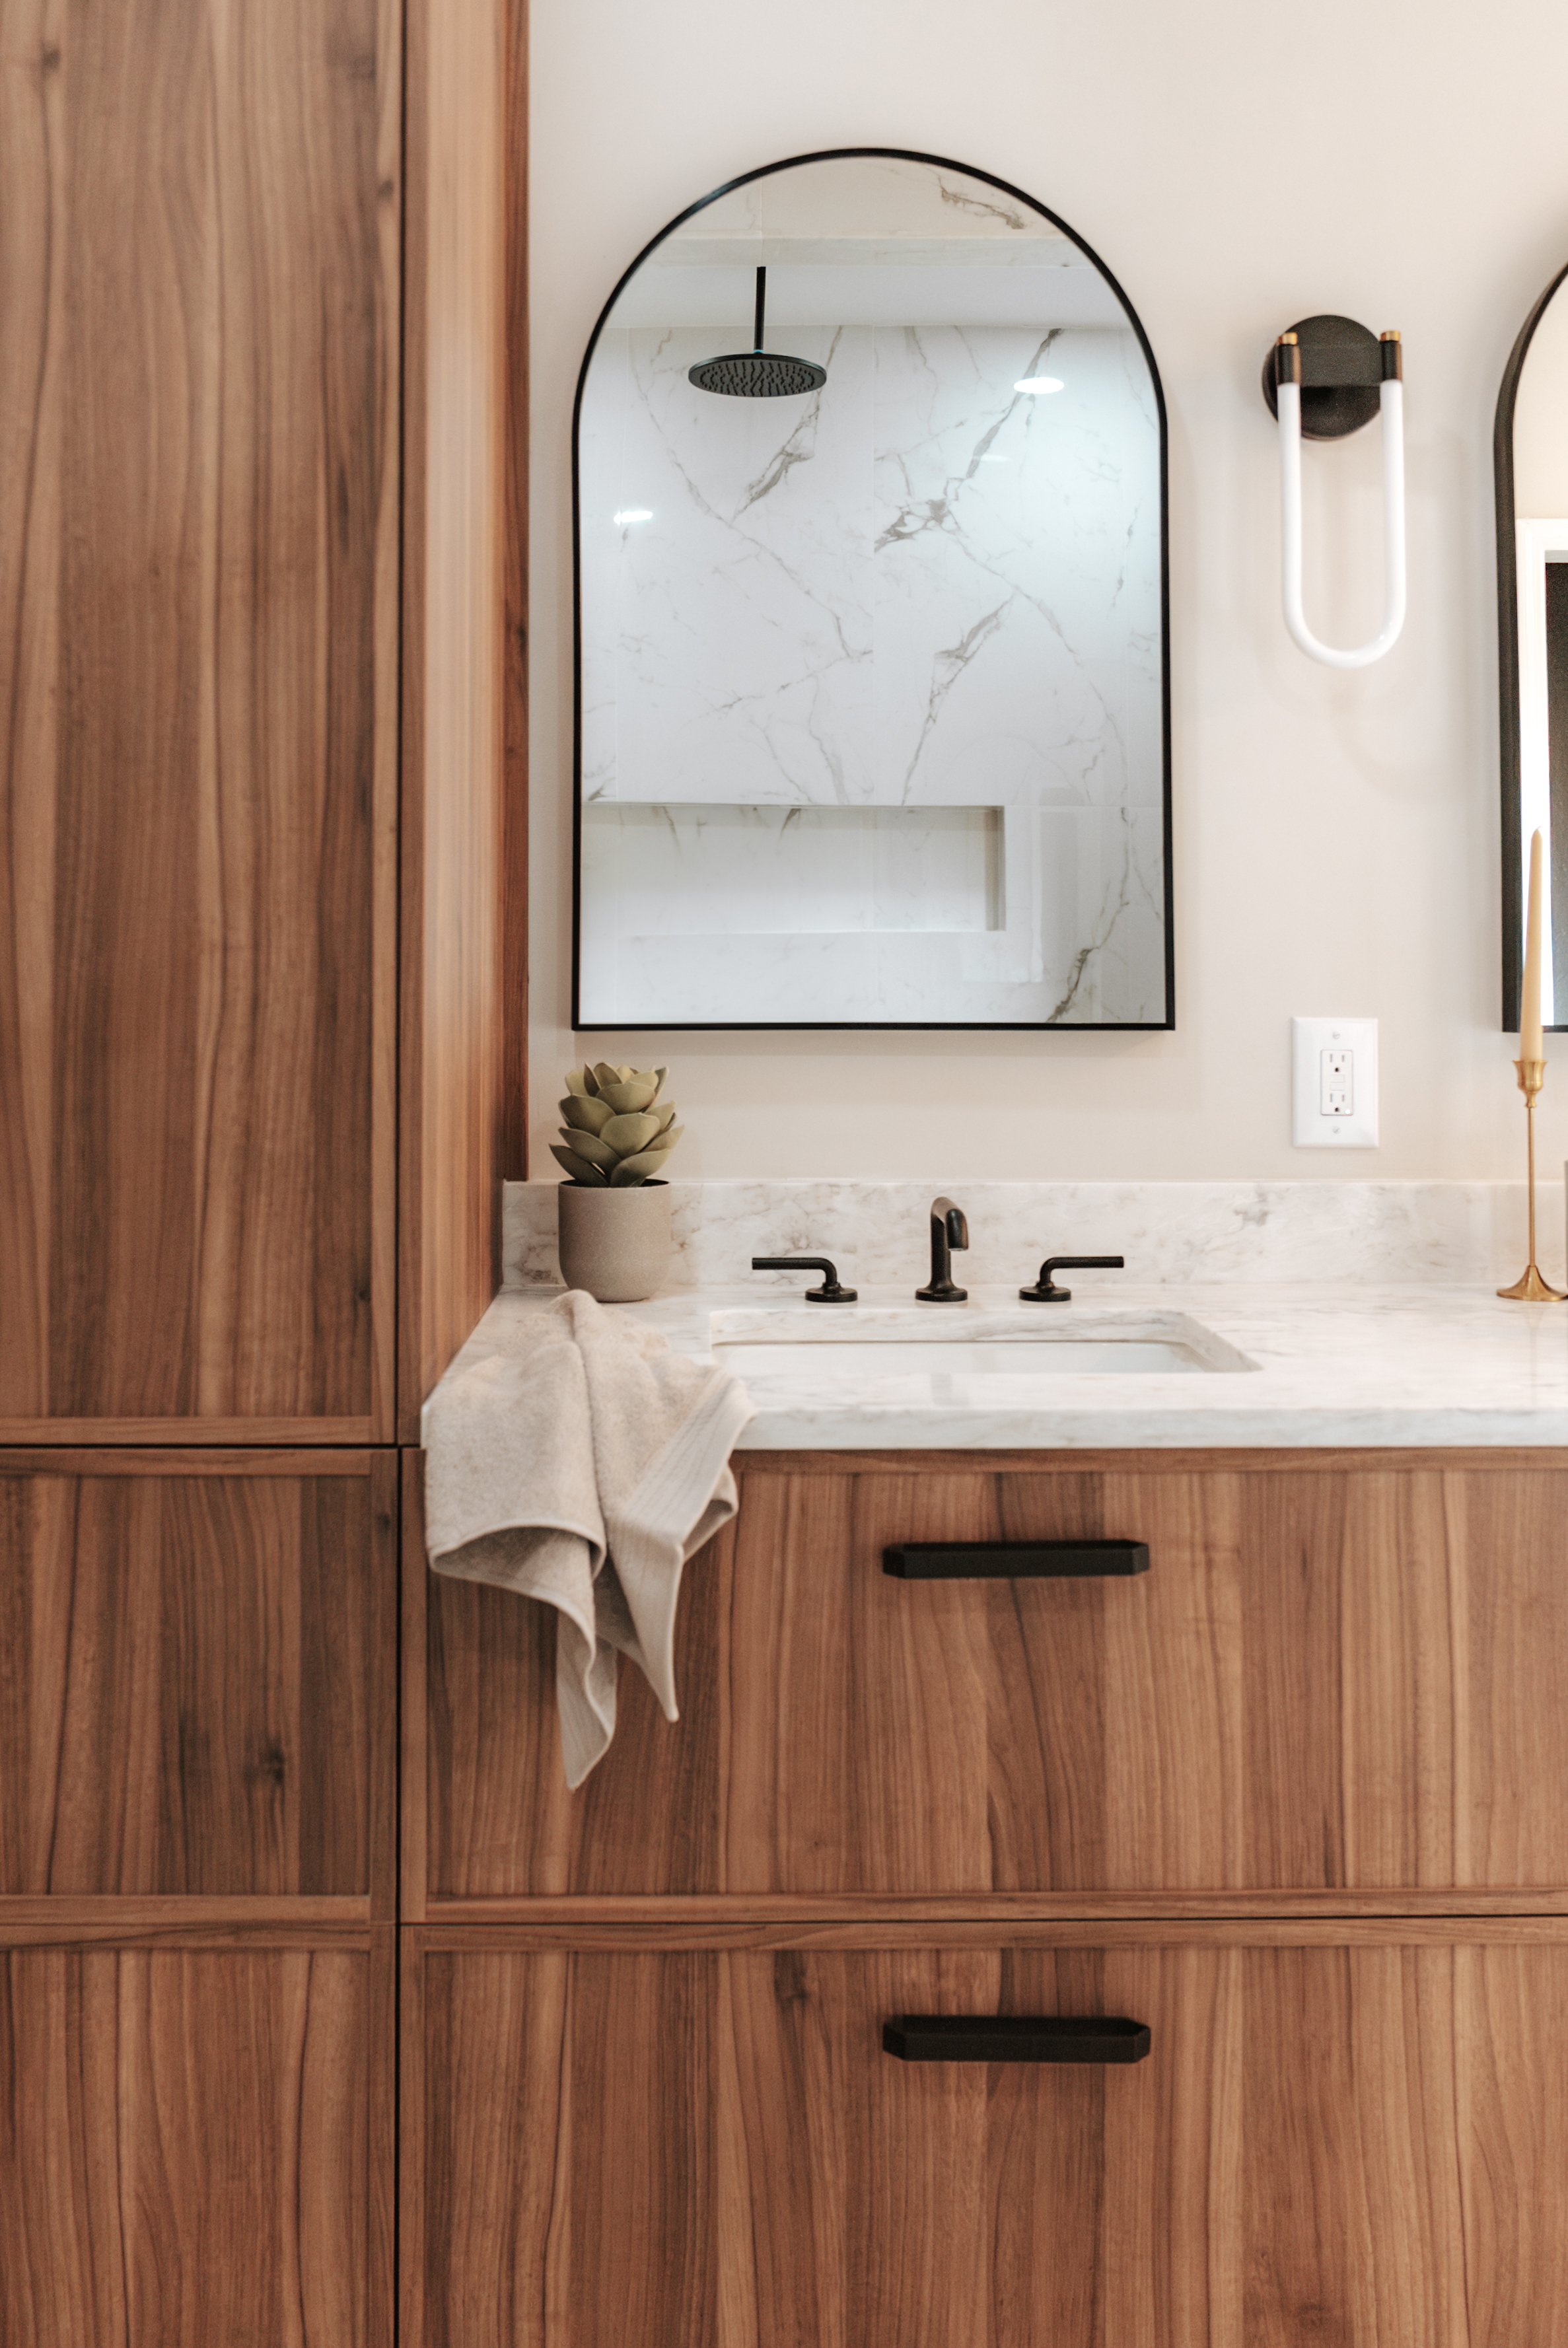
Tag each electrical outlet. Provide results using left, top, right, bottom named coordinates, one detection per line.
left=1293, top=1016, right=1378, bottom=1147
left=1320, top=1049, right=1353, bottom=1117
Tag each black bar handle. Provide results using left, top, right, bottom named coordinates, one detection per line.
left=1020, top=1254, right=1124, bottom=1303
left=751, top=1254, right=857, bottom=1303
left=884, top=1538, right=1149, bottom=1580
left=884, top=2015, right=1151, bottom=2064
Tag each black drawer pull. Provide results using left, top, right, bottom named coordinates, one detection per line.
left=883, top=1539, right=1149, bottom=1580
left=883, top=2015, right=1151, bottom=2065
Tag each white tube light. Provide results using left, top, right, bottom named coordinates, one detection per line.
left=1275, top=339, right=1406, bottom=669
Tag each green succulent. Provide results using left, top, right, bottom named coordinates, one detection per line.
left=551, top=1063, right=684, bottom=1188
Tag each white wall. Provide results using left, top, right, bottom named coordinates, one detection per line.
left=530, top=0, right=1568, bottom=1181
left=1514, top=275, right=1568, bottom=514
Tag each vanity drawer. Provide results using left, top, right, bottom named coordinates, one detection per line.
left=406, top=1919, right=1568, bottom=2348
left=417, top=1454, right=1568, bottom=1903
left=0, top=1450, right=396, bottom=1900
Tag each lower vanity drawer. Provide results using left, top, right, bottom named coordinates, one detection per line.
left=417, top=1453, right=1568, bottom=1903
left=404, top=1920, right=1568, bottom=2348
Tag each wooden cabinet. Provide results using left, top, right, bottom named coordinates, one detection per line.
left=1, top=1937, right=392, bottom=2348
left=415, top=1451, right=1568, bottom=1907
left=0, top=0, right=512, bottom=1444
left=405, top=1922, right=1568, bottom=2348
left=0, top=0, right=400, bottom=1440
left=0, top=1450, right=397, bottom=2345
left=406, top=1447, right=1568, bottom=2344
left=0, top=1452, right=396, bottom=1900
left=1, top=0, right=515, bottom=2330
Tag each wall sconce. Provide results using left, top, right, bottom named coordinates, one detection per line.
left=1262, top=313, right=1406, bottom=668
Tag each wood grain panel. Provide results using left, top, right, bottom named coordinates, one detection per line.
left=0, top=0, right=400, bottom=1433
left=501, top=0, right=529, bottom=1181
left=417, top=1458, right=1568, bottom=1903
left=734, top=1445, right=1568, bottom=1476
left=0, top=1896, right=371, bottom=1942
left=408, top=1931, right=1568, bottom=2348
left=413, top=1916, right=1568, bottom=1954
left=0, top=1454, right=396, bottom=1900
left=427, top=1888, right=1568, bottom=1924
left=0, top=1937, right=391, bottom=2347
left=398, top=0, right=507, bottom=1436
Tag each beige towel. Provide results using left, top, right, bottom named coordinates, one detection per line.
left=424, top=1291, right=755, bottom=1787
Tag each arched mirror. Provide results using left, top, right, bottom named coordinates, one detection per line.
left=1497, top=263, right=1568, bottom=1032
left=572, top=147, right=1172, bottom=1031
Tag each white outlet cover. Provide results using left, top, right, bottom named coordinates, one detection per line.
left=1292, top=1016, right=1378, bottom=1147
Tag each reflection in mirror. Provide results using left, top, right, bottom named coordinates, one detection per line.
left=1498, top=262, right=1568, bottom=1030
left=573, top=151, right=1171, bottom=1030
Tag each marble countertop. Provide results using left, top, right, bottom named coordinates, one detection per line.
left=429, top=1279, right=1568, bottom=1450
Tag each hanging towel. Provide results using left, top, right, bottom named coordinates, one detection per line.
left=424, top=1291, right=756, bottom=1787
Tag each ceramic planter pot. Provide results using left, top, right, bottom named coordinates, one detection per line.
left=556, top=1180, right=672, bottom=1302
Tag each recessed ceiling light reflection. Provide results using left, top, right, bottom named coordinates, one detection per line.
left=614, top=509, right=653, bottom=526
left=1014, top=376, right=1064, bottom=396
left=981, top=453, right=1009, bottom=462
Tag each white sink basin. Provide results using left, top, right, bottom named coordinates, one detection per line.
left=720, top=1337, right=1210, bottom=1376
left=710, top=1308, right=1258, bottom=1380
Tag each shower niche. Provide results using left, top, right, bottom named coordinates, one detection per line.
left=573, top=149, right=1172, bottom=1030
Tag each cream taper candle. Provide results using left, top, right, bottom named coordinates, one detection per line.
left=1522, top=828, right=1546, bottom=1063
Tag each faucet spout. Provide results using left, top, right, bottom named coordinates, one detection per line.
left=916, top=1195, right=970, bottom=1303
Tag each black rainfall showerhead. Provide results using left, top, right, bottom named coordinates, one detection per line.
left=688, top=268, right=827, bottom=398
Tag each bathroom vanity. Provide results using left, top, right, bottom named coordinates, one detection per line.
left=402, top=1283, right=1568, bottom=2345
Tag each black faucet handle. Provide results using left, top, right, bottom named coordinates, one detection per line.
left=1020, top=1254, right=1125, bottom=1304
left=751, top=1254, right=857, bottom=1303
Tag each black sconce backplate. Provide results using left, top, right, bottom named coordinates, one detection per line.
left=1260, top=314, right=1382, bottom=440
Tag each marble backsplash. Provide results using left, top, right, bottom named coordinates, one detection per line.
left=503, top=1178, right=1568, bottom=1292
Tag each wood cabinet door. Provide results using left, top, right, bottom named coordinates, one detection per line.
left=0, top=1452, right=396, bottom=1903
left=406, top=1923, right=1568, bottom=2348
left=1, top=1933, right=392, bottom=2347
left=417, top=1455, right=1568, bottom=1906
left=0, top=0, right=400, bottom=1439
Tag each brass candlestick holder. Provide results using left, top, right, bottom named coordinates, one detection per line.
left=1498, top=1058, right=1567, bottom=1300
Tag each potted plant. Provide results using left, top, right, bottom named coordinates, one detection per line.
left=550, top=1063, right=684, bottom=1300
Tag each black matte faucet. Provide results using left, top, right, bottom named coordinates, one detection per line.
left=917, top=1197, right=970, bottom=1302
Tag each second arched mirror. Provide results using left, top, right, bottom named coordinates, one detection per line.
left=1499, top=262, right=1568, bottom=1034
left=573, top=149, right=1172, bottom=1031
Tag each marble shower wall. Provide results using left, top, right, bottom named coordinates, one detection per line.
left=578, top=317, right=1164, bottom=1024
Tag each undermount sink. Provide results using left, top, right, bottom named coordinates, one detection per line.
left=720, top=1336, right=1211, bottom=1376
left=710, top=1309, right=1258, bottom=1380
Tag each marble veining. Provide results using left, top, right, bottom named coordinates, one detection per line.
left=503, top=1177, right=1565, bottom=1294
left=578, top=317, right=1164, bottom=1024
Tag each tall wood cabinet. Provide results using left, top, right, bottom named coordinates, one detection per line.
left=0, top=0, right=518, bottom=2335
left=405, top=1448, right=1568, bottom=2345
left=0, top=0, right=402, bottom=1442
left=1, top=1450, right=397, bottom=2344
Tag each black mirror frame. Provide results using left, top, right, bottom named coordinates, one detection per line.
left=1494, top=258, right=1568, bottom=1033
left=569, top=145, right=1174, bottom=1034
